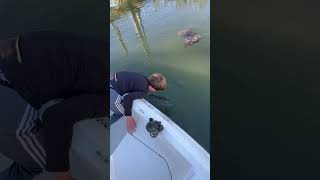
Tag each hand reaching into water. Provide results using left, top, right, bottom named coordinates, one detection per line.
left=126, top=116, right=136, bottom=134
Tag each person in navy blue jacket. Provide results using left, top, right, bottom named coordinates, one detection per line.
left=0, top=31, right=107, bottom=180
left=110, top=71, right=167, bottom=133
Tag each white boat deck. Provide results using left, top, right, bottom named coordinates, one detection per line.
left=110, top=99, right=210, bottom=180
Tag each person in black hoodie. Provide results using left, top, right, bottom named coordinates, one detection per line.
left=110, top=71, right=167, bottom=134
left=0, top=31, right=107, bottom=180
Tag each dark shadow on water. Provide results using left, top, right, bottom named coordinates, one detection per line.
left=145, top=94, right=176, bottom=117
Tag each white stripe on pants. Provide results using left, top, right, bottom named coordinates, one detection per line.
left=16, top=105, right=46, bottom=169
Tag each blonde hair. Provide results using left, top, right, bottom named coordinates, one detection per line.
left=148, top=73, right=167, bottom=90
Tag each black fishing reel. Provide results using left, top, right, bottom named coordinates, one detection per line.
left=146, top=118, right=164, bottom=138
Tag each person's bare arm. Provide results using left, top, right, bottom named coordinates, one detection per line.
left=122, top=91, right=148, bottom=133
left=126, top=115, right=136, bottom=134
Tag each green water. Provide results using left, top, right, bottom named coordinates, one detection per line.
left=110, top=0, right=210, bottom=152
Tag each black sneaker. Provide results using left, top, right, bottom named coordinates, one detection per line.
left=110, top=113, right=123, bottom=125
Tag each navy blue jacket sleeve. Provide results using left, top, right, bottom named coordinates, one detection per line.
left=122, top=91, right=148, bottom=116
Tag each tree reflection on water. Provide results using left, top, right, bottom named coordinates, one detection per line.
left=110, top=0, right=150, bottom=57
left=109, top=0, right=207, bottom=57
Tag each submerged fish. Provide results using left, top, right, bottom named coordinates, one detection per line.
left=177, top=28, right=201, bottom=47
